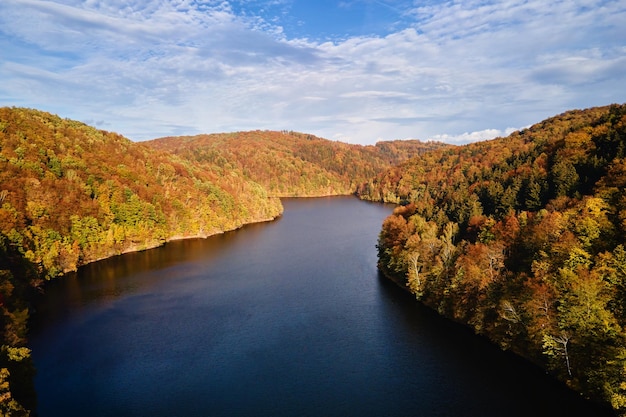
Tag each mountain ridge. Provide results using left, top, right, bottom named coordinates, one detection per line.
left=146, top=130, right=447, bottom=197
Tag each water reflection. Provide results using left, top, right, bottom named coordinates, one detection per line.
left=32, top=220, right=276, bottom=328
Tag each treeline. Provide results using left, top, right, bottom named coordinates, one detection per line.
left=361, top=104, right=626, bottom=414
left=147, top=130, right=446, bottom=197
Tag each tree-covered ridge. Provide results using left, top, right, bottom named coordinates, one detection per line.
left=365, top=104, right=626, bottom=414
left=147, top=130, right=447, bottom=197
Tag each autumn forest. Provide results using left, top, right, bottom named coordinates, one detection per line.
left=362, top=103, right=626, bottom=414
left=1, top=104, right=626, bottom=415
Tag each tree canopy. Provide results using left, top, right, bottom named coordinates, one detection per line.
left=147, top=130, right=446, bottom=197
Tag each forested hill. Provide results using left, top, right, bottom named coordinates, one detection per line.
left=364, top=103, right=626, bottom=414
left=0, top=107, right=284, bottom=280
left=146, top=131, right=446, bottom=197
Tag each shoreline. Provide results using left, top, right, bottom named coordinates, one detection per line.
left=71, top=212, right=284, bottom=276
left=46, top=195, right=376, bottom=282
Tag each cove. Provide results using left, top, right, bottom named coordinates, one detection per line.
left=29, top=196, right=611, bottom=416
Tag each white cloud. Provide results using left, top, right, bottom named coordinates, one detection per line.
left=0, top=0, right=624, bottom=144
left=429, top=127, right=522, bottom=145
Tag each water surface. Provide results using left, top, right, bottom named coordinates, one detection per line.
left=30, top=197, right=611, bottom=416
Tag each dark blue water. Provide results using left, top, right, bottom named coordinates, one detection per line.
left=29, top=197, right=611, bottom=416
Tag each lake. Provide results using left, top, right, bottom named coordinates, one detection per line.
left=29, top=196, right=611, bottom=416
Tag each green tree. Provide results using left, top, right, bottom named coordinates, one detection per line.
left=551, top=159, right=579, bottom=198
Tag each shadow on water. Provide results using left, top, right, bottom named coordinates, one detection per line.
left=375, top=273, right=615, bottom=417
left=30, top=219, right=278, bottom=332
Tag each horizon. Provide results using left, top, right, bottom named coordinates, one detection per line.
left=1, top=1, right=625, bottom=145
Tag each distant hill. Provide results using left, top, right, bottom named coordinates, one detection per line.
left=146, top=130, right=447, bottom=197
left=365, top=103, right=626, bottom=414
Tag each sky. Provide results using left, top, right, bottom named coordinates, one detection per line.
left=0, top=0, right=625, bottom=145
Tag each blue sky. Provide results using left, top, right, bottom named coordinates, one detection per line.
left=1, top=0, right=625, bottom=144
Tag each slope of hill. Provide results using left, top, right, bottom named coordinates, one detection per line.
left=363, top=103, right=626, bottom=414
left=146, top=131, right=446, bottom=197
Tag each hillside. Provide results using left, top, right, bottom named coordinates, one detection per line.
left=363, top=104, right=626, bottom=414
left=146, top=131, right=446, bottom=197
